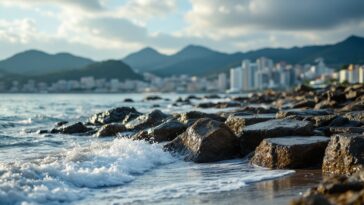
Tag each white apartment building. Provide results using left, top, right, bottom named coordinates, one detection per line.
left=229, top=67, right=243, bottom=92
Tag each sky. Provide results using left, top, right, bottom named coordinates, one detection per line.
left=0, top=0, right=363, bottom=60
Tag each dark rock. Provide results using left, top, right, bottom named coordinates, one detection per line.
left=57, top=122, right=91, bottom=134
left=164, top=118, right=239, bottom=163
left=314, top=100, right=336, bottom=110
left=239, top=119, right=314, bottom=155
left=293, top=100, right=316, bottom=109
left=251, top=136, right=329, bottom=169
left=55, top=121, right=68, bottom=127
left=196, top=101, right=241, bottom=109
left=276, top=109, right=332, bottom=119
left=322, top=133, right=364, bottom=175
left=37, top=130, right=48, bottom=134
left=225, top=114, right=275, bottom=136
left=151, top=104, right=160, bottom=108
left=328, top=127, right=364, bottom=135
left=290, top=194, right=332, bottom=205
left=204, top=94, right=221, bottom=99
left=186, top=95, right=201, bottom=100
left=312, top=115, right=337, bottom=127
left=240, top=106, right=278, bottom=114
left=89, top=107, right=140, bottom=125
left=144, top=95, right=163, bottom=101
left=132, top=119, right=187, bottom=142
left=123, top=98, right=134, bottom=102
left=125, top=109, right=170, bottom=130
left=178, top=111, right=226, bottom=125
left=295, top=84, right=315, bottom=93
left=96, top=123, right=126, bottom=137
left=344, top=111, right=364, bottom=122
left=341, top=101, right=364, bottom=111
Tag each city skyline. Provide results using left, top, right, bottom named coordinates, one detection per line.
left=0, top=0, right=363, bottom=60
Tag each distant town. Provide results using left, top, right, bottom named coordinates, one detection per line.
left=0, top=57, right=363, bottom=93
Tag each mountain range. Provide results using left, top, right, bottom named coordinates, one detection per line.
left=124, top=35, right=364, bottom=76
left=0, top=35, right=363, bottom=79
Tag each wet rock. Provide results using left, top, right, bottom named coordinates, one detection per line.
left=291, top=171, right=364, bottom=205
left=328, top=127, right=364, bottom=135
left=322, top=133, right=364, bottom=175
left=125, top=109, right=170, bottom=130
left=55, top=122, right=91, bottom=134
left=144, top=95, right=163, bottom=101
left=96, top=123, right=126, bottom=137
left=344, top=111, right=364, bottom=122
left=178, top=111, right=226, bottom=125
left=132, top=119, right=187, bottom=142
left=123, top=98, right=134, bottom=102
left=225, top=114, right=275, bottom=136
left=204, top=94, right=221, bottom=99
left=240, top=106, right=278, bottom=114
left=295, top=84, right=315, bottom=93
left=314, top=100, right=336, bottom=110
left=341, top=101, right=364, bottom=111
left=164, top=118, right=239, bottom=163
left=293, top=100, right=316, bottom=109
left=186, top=95, right=201, bottom=100
left=276, top=109, right=332, bottom=119
left=251, top=136, right=329, bottom=169
left=239, top=119, right=314, bottom=155
left=196, top=101, right=241, bottom=109
left=55, top=121, right=68, bottom=127
left=312, top=115, right=337, bottom=127
left=37, top=129, right=48, bottom=134
left=89, top=107, right=141, bottom=125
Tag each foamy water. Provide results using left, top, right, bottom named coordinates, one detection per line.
left=0, top=94, right=295, bottom=205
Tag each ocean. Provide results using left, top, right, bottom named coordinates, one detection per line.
left=0, top=94, right=319, bottom=205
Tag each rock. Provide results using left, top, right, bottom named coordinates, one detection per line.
left=314, top=100, right=336, bottom=110
left=132, top=119, right=187, bottom=142
left=123, top=98, right=134, bottom=102
left=295, top=84, right=315, bottom=93
left=312, top=115, right=337, bottom=127
left=241, top=106, right=278, bottom=114
left=186, top=95, right=201, bottom=100
left=125, top=109, right=170, bottom=130
left=291, top=171, right=364, bottom=205
left=322, top=133, right=364, bottom=175
left=239, top=119, right=314, bottom=155
left=55, top=122, right=91, bottom=134
left=328, top=127, right=364, bottom=135
left=251, top=136, right=329, bottom=169
left=276, top=109, right=332, bottom=119
left=96, top=123, right=126, bottom=137
left=341, top=101, right=364, bottom=111
left=196, top=101, right=241, bottom=109
left=204, top=94, right=221, bottom=99
left=37, top=130, right=48, bottom=134
left=55, top=121, right=68, bottom=127
left=293, top=100, right=316, bottom=109
left=178, top=111, right=226, bottom=125
left=89, top=107, right=141, bottom=125
left=225, top=114, right=275, bottom=136
left=144, top=95, right=163, bottom=101
left=344, top=111, right=364, bottom=122
left=164, top=118, right=239, bottom=163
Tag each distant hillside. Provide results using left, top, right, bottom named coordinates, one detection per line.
left=123, top=35, right=364, bottom=76
left=37, top=60, right=142, bottom=82
left=0, top=50, right=94, bottom=76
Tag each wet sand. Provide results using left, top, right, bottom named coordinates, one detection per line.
left=152, top=169, right=322, bottom=205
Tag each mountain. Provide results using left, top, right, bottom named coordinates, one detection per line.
left=123, top=35, right=364, bottom=76
left=123, top=47, right=168, bottom=72
left=38, top=60, right=142, bottom=82
left=0, top=50, right=94, bottom=76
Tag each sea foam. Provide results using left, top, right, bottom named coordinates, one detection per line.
left=0, top=138, right=176, bottom=205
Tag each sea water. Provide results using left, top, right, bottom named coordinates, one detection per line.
left=0, top=94, right=295, bottom=205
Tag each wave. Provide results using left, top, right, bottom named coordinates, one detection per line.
left=0, top=138, right=176, bottom=205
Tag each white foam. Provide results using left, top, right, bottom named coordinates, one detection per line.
left=0, top=138, right=176, bottom=204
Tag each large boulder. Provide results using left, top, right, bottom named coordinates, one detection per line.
left=276, top=109, right=332, bottom=119
left=322, top=134, right=364, bottom=175
left=164, top=118, right=239, bottom=163
left=225, top=114, right=275, bottom=136
left=52, top=122, right=92, bottom=134
left=239, top=119, right=314, bottom=155
left=178, top=111, right=226, bottom=125
left=132, top=119, right=187, bottom=142
left=95, top=123, right=126, bottom=137
left=89, top=107, right=141, bottom=125
left=251, top=136, right=329, bottom=169
left=125, top=109, right=170, bottom=130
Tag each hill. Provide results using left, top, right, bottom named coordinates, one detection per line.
left=0, top=50, right=94, bottom=76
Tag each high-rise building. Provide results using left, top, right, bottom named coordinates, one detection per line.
left=241, top=60, right=257, bottom=90
left=218, top=73, right=227, bottom=91
left=230, top=67, right=243, bottom=92
left=359, top=66, right=364, bottom=83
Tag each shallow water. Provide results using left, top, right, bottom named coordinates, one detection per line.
left=0, top=94, right=311, bottom=205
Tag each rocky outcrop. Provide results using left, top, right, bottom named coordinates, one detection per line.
left=88, top=107, right=141, bottom=125
left=132, top=119, right=187, bottom=142
left=125, top=109, right=170, bottom=130
left=344, top=111, right=364, bottom=122
left=95, top=123, right=126, bottom=137
left=251, top=136, right=329, bottom=169
left=177, top=111, right=226, bottom=125
left=276, top=109, right=332, bottom=119
left=291, top=171, right=364, bottom=205
left=239, top=119, right=314, bottom=155
left=225, top=114, right=274, bottom=136
left=164, top=118, right=239, bottom=163
left=322, top=134, right=364, bottom=175
left=52, top=122, right=92, bottom=134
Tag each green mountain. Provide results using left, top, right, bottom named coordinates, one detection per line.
left=0, top=50, right=94, bottom=76
left=37, top=60, right=142, bottom=82
left=123, top=35, right=364, bottom=76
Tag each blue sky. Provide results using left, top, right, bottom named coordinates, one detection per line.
left=0, top=0, right=363, bottom=60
